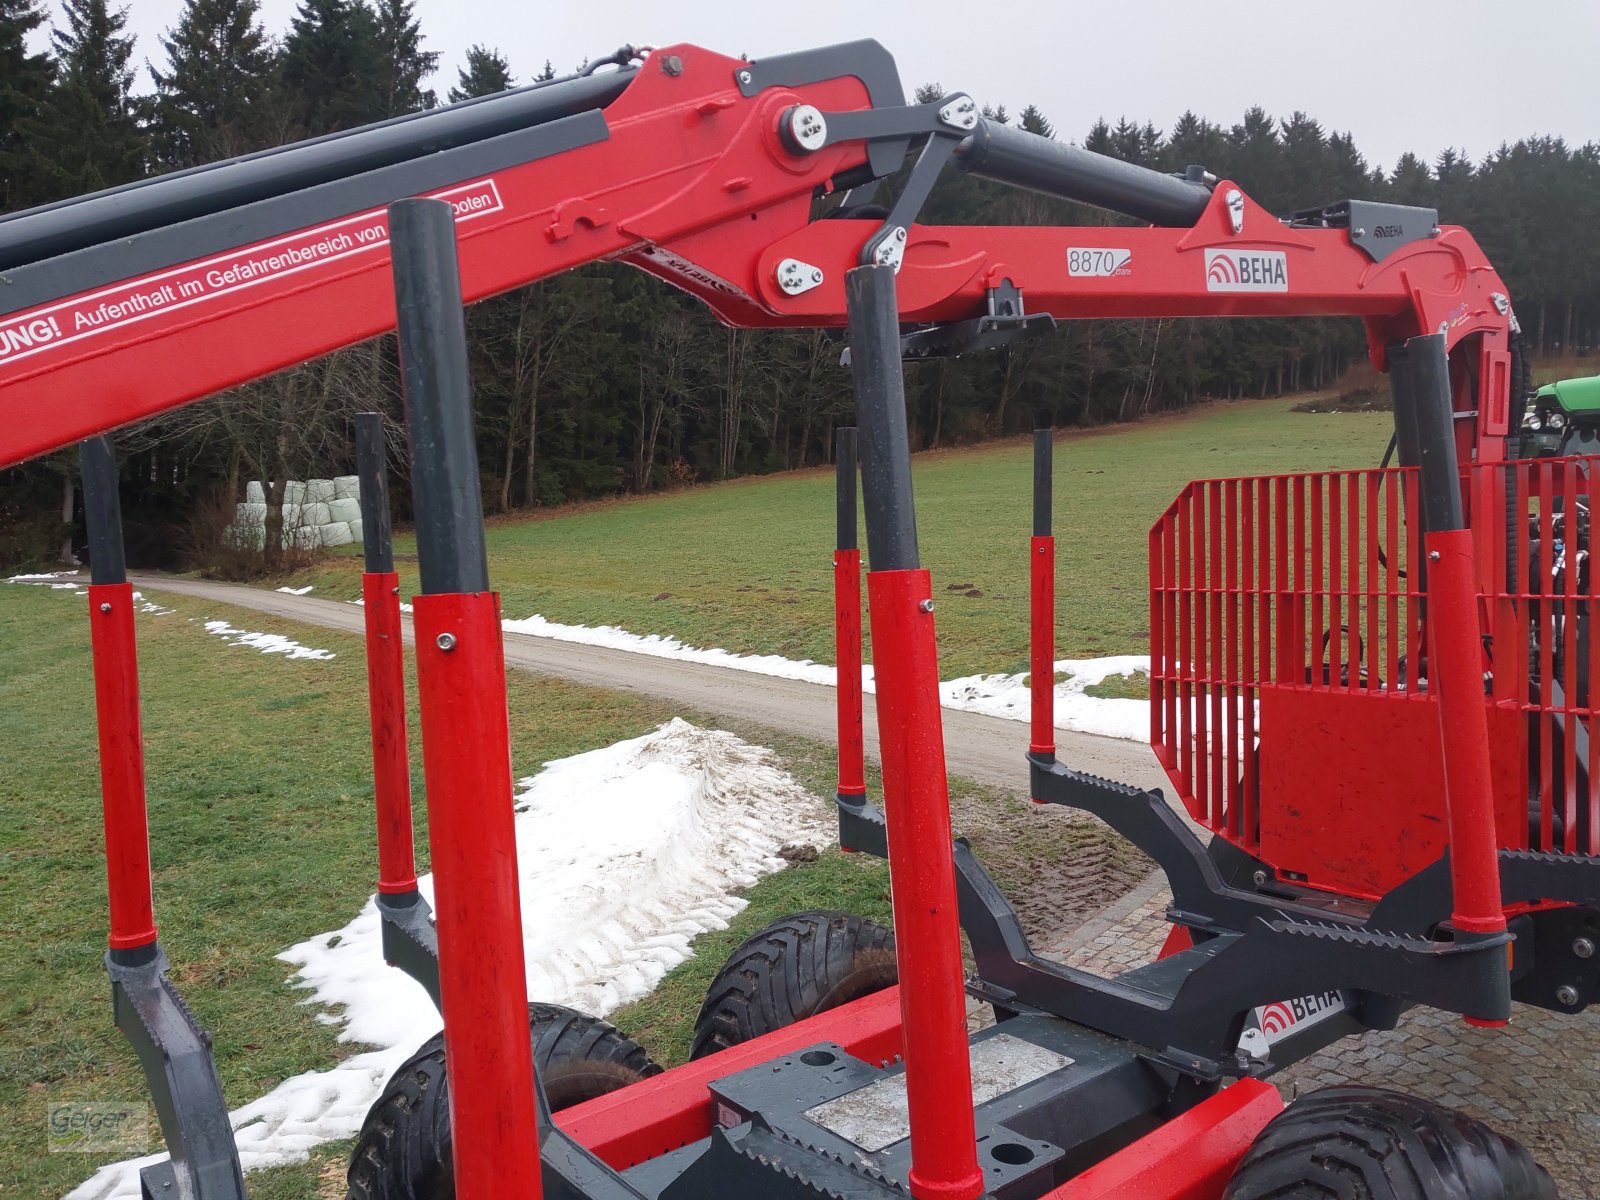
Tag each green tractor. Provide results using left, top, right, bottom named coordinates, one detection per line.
left=1519, top=373, right=1600, bottom=457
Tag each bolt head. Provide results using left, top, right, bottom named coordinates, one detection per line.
left=918, top=599, right=935, bottom=613
left=1428, top=550, right=1441, bottom=562
left=894, top=227, right=907, bottom=241
left=1557, top=984, right=1581, bottom=1006
left=435, top=632, right=457, bottom=651
left=1575, top=937, right=1596, bottom=959
left=1353, top=227, right=1366, bottom=239
left=99, top=601, right=112, bottom=613
left=1252, top=869, right=1269, bottom=887
left=810, top=268, right=822, bottom=283
left=660, top=53, right=684, bottom=76
left=737, top=69, right=752, bottom=86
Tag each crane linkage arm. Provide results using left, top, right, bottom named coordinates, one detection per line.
left=0, top=38, right=1518, bottom=471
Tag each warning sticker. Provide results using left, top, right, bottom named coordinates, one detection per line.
left=0, top=178, right=503, bottom=369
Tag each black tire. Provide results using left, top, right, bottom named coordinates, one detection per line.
left=346, top=1002, right=660, bottom=1200
left=1223, top=1087, right=1556, bottom=1200
left=688, top=909, right=896, bottom=1060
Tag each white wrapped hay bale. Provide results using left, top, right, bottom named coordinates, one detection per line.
left=246, top=481, right=266, bottom=505
left=318, top=521, right=354, bottom=547
left=234, top=502, right=268, bottom=528
left=293, top=501, right=331, bottom=527
left=284, top=524, right=320, bottom=549
left=327, top=497, right=362, bottom=525
left=283, top=480, right=308, bottom=505
left=348, top=518, right=364, bottom=545
left=333, top=475, right=361, bottom=501
left=305, top=478, right=336, bottom=503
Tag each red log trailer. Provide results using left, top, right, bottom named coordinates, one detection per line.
left=2, top=37, right=1588, bottom=1200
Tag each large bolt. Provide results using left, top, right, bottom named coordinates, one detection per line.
left=435, top=632, right=457, bottom=651
left=1428, top=550, right=1441, bottom=562
left=737, top=69, right=752, bottom=86
left=99, top=601, right=112, bottom=613
left=1575, top=937, right=1596, bottom=959
left=918, top=599, right=935, bottom=613
left=1252, top=870, right=1269, bottom=887
left=1556, top=984, right=1580, bottom=1007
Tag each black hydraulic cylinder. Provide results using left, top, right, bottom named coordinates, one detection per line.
left=1033, top=429, right=1052, bottom=538
left=0, top=68, right=635, bottom=271
left=389, top=198, right=489, bottom=596
left=836, top=427, right=858, bottom=551
left=354, top=412, right=395, bottom=574
left=954, top=119, right=1212, bottom=227
left=1390, top=333, right=1464, bottom=534
left=79, top=435, right=125, bottom=585
left=846, top=266, right=920, bottom=571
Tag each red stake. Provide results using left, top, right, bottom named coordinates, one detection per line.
left=835, top=546, right=866, bottom=800
left=361, top=570, right=418, bottom=893
left=413, top=591, right=541, bottom=1199
left=867, top=567, right=983, bottom=1200
left=1030, top=534, right=1056, bottom=761
left=87, top=582, right=158, bottom=950
left=1424, top=531, right=1508, bottom=945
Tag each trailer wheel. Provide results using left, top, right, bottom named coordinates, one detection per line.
left=345, top=1002, right=660, bottom=1200
left=689, top=909, right=896, bottom=1060
left=1222, top=1086, right=1556, bottom=1200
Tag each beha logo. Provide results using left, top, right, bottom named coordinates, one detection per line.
left=1205, top=248, right=1289, bottom=293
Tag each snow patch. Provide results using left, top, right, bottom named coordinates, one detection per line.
left=500, top=612, right=1147, bottom=742
left=940, top=656, right=1149, bottom=742
left=276, top=585, right=315, bottom=595
left=202, top=619, right=335, bottom=661
left=68, top=719, right=827, bottom=1197
left=501, top=611, right=848, bottom=687
left=8, top=570, right=79, bottom=580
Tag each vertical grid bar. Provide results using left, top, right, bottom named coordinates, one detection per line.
left=1178, top=491, right=1194, bottom=814
left=1562, top=465, right=1580, bottom=852
left=1208, top=480, right=1224, bottom=827
left=1240, top=479, right=1255, bottom=840
left=1311, top=476, right=1325, bottom=684
left=1150, top=517, right=1166, bottom=755
left=1274, top=477, right=1291, bottom=685
left=846, top=264, right=982, bottom=1200
left=1406, top=477, right=1422, bottom=692
left=1385, top=471, right=1400, bottom=690
left=1328, top=475, right=1343, bottom=686
left=1030, top=429, right=1056, bottom=760
left=1365, top=473, right=1380, bottom=689
left=1293, top=475, right=1308, bottom=684
left=1539, top=460, right=1555, bottom=849
left=389, top=197, right=541, bottom=1200
left=1223, top=479, right=1240, bottom=836
left=1346, top=472, right=1360, bottom=686
left=1192, top=486, right=1210, bottom=824
left=1588, top=462, right=1600, bottom=855
left=835, top=429, right=867, bottom=801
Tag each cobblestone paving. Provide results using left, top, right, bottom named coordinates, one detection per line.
left=1022, top=874, right=1600, bottom=1198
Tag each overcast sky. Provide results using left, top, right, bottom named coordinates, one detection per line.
left=70, top=0, right=1600, bottom=172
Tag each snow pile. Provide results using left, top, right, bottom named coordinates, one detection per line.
left=226, top=476, right=362, bottom=551
left=131, top=591, right=174, bottom=617
left=940, top=656, right=1149, bottom=742
left=68, top=719, right=827, bottom=1198
left=500, top=611, right=1149, bottom=742
left=275, top=585, right=315, bottom=596
left=8, top=570, right=79, bottom=580
left=202, top=619, right=335, bottom=661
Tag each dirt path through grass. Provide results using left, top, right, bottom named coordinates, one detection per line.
left=126, top=572, right=1170, bottom=796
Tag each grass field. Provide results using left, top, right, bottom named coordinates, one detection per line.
left=282, top=397, right=1390, bottom=678
left=6, top=581, right=1128, bottom=1196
